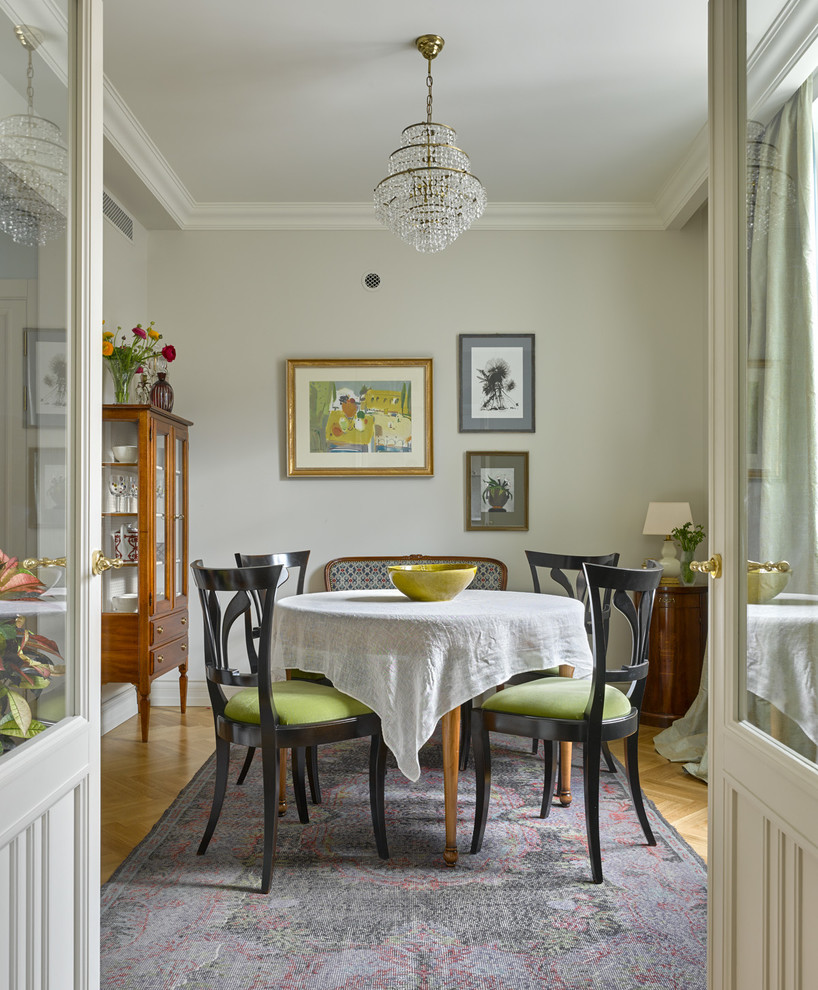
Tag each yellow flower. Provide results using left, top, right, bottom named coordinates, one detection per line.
left=148, top=330, right=160, bottom=340
left=103, top=331, right=114, bottom=340
left=102, top=340, right=114, bottom=357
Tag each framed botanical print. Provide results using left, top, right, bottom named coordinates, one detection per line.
left=458, top=333, right=535, bottom=432
left=24, top=329, right=67, bottom=427
left=465, top=451, right=529, bottom=531
left=287, top=358, right=433, bottom=476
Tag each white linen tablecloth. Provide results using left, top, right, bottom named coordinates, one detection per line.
left=271, top=589, right=593, bottom=781
left=747, top=593, right=818, bottom=747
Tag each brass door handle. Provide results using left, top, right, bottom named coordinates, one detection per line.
left=91, top=550, right=125, bottom=576
left=691, top=553, right=723, bottom=579
left=23, top=556, right=67, bottom=569
left=748, top=559, right=791, bottom=573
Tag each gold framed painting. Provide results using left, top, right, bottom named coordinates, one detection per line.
left=287, top=358, right=433, bottom=477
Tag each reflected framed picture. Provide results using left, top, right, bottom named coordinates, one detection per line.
left=24, top=329, right=67, bottom=428
left=287, top=358, right=433, bottom=476
left=466, top=451, right=529, bottom=531
left=29, top=446, right=67, bottom=528
left=458, top=333, right=535, bottom=432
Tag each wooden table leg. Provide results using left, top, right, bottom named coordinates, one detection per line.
left=441, top=706, right=460, bottom=866
left=557, top=664, right=573, bottom=806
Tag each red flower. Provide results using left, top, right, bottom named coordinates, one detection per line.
left=135, top=366, right=143, bottom=374
left=161, top=345, right=176, bottom=363
left=132, top=325, right=147, bottom=340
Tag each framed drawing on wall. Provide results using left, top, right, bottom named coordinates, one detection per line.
left=466, top=451, right=529, bottom=531
left=29, top=446, right=67, bottom=528
left=24, top=329, right=67, bottom=428
left=458, top=333, right=535, bottom=432
left=287, top=358, right=433, bottom=476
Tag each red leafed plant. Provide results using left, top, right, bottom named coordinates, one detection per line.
left=0, top=550, right=65, bottom=753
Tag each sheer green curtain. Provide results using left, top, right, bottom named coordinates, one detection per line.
left=747, top=78, right=818, bottom=587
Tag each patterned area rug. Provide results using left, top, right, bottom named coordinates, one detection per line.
left=101, top=735, right=706, bottom=989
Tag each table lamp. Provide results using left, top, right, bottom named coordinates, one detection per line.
left=642, top=501, right=693, bottom=585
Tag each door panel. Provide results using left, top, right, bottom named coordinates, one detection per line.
left=0, top=1, right=102, bottom=987
left=709, top=2, right=818, bottom=986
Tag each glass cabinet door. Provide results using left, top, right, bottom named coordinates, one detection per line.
left=174, top=431, right=188, bottom=604
left=153, top=422, right=171, bottom=611
left=101, top=417, right=140, bottom=613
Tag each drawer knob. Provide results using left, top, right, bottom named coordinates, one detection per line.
left=181, top=644, right=187, bottom=652
left=156, top=655, right=164, bottom=663
left=181, top=617, right=187, bottom=625
left=156, top=625, right=163, bottom=635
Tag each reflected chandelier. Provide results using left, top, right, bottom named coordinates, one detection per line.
left=374, top=35, right=486, bottom=254
left=0, top=25, right=67, bottom=247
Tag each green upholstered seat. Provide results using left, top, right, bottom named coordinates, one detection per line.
left=224, top=680, right=373, bottom=726
left=480, top=676, right=633, bottom=721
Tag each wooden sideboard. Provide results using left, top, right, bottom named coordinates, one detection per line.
left=642, top=583, right=708, bottom=727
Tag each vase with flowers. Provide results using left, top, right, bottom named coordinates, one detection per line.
left=671, top=521, right=706, bottom=586
left=102, top=321, right=177, bottom=404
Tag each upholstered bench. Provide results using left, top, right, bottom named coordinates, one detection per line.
left=324, top=554, right=508, bottom=592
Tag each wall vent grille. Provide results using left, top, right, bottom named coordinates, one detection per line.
left=362, top=272, right=381, bottom=290
left=103, top=192, right=133, bottom=241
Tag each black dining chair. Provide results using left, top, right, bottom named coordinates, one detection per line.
left=512, top=550, right=621, bottom=772
left=234, top=550, right=326, bottom=801
left=192, top=559, right=389, bottom=893
left=470, top=562, right=661, bottom=884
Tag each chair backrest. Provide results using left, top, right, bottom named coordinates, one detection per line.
left=191, top=558, right=284, bottom=723
left=525, top=550, right=620, bottom=639
left=234, top=550, right=310, bottom=671
left=582, top=562, right=661, bottom=722
left=324, top=554, right=508, bottom=591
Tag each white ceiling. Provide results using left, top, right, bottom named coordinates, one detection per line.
left=101, top=1, right=711, bottom=229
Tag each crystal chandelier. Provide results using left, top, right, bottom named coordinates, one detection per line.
left=0, top=25, right=67, bottom=247
left=374, top=35, right=486, bottom=254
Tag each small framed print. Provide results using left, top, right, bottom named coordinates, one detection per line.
left=287, top=358, right=433, bottom=476
left=466, top=451, right=529, bottom=531
left=24, top=329, right=67, bottom=428
left=458, top=333, right=534, bottom=432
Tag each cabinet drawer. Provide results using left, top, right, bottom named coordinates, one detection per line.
left=150, top=610, right=189, bottom=646
left=150, top=635, right=188, bottom=676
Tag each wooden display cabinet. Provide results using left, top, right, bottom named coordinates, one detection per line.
left=100, top=405, right=193, bottom=741
left=642, top=583, right=708, bottom=727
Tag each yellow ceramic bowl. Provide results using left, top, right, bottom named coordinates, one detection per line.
left=388, top=563, right=477, bottom=602
left=747, top=567, right=792, bottom=604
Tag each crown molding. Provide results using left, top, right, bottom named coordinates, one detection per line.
left=103, top=77, right=193, bottom=228
left=655, top=125, right=709, bottom=229
left=183, top=200, right=667, bottom=231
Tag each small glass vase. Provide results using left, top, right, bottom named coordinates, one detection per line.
left=679, top=548, right=698, bottom=586
left=106, top=363, right=135, bottom=404
left=150, top=359, right=174, bottom=412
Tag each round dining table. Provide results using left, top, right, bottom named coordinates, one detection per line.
left=271, top=588, right=593, bottom=864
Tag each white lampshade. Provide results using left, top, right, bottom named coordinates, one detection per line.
left=642, top=502, right=693, bottom=536
left=642, top=502, right=694, bottom=585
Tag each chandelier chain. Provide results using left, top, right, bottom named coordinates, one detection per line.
left=26, top=49, right=34, bottom=116
left=426, top=68, right=433, bottom=124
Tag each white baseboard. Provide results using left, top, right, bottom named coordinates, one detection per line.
left=101, top=679, right=209, bottom=735
left=149, top=676, right=210, bottom=708
left=101, top=685, right=137, bottom=734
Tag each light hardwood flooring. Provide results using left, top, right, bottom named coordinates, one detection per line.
left=101, top=708, right=708, bottom=884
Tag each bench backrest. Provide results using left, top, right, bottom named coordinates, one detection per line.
left=324, top=554, right=508, bottom=592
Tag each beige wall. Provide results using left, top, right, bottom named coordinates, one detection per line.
left=105, top=214, right=709, bottom=697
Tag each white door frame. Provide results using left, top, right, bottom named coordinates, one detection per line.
left=708, top=2, right=818, bottom=987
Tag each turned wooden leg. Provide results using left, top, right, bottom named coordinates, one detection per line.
left=178, top=662, right=188, bottom=714
left=557, top=663, right=573, bottom=805
left=138, top=690, right=151, bottom=743
left=278, top=749, right=287, bottom=816
left=441, top=706, right=460, bottom=867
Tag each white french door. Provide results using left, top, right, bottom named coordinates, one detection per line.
left=709, top=1, right=818, bottom=986
left=0, top=1, right=102, bottom=987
